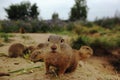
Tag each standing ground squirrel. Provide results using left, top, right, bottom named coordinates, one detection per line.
left=43, top=35, right=79, bottom=76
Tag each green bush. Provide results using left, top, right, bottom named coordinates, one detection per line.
left=94, top=17, right=120, bottom=29
left=1, top=21, right=19, bottom=33
left=16, top=20, right=33, bottom=32
left=66, top=23, right=75, bottom=31
left=51, top=25, right=65, bottom=33
left=88, top=26, right=106, bottom=34
left=71, top=34, right=120, bottom=50
left=81, top=21, right=93, bottom=27
left=39, top=23, right=51, bottom=33
left=30, top=20, right=41, bottom=32
left=71, top=35, right=90, bottom=49
left=72, top=24, right=90, bottom=35
left=90, top=36, right=120, bottom=49
left=112, top=25, right=120, bottom=32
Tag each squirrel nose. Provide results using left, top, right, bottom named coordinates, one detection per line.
left=51, top=44, right=57, bottom=51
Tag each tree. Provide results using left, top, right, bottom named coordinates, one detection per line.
left=52, top=12, right=59, bottom=20
left=69, top=0, right=88, bottom=21
left=5, top=1, right=39, bottom=20
left=29, top=3, right=39, bottom=19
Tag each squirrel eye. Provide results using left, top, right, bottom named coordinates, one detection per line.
left=38, top=52, right=41, bottom=54
left=61, top=39, right=64, bottom=43
left=86, top=48, right=89, bottom=50
left=48, top=38, right=50, bottom=42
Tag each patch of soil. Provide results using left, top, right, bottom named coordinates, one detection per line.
left=0, top=33, right=119, bottom=80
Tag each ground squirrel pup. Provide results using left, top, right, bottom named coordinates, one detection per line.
left=37, top=43, right=49, bottom=49
left=8, top=43, right=35, bottom=58
left=79, top=46, right=93, bottom=60
left=77, top=46, right=93, bottom=67
left=30, top=49, right=46, bottom=62
left=24, top=45, right=37, bottom=54
left=29, top=43, right=49, bottom=62
left=44, top=35, right=78, bottom=76
left=8, top=43, right=27, bottom=58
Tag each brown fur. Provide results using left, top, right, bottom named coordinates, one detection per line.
left=73, top=46, right=93, bottom=67
left=30, top=43, right=49, bottom=62
left=8, top=43, right=26, bottom=58
left=78, top=46, right=93, bottom=60
left=37, top=43, right=49, bottom=49
left=44, top=35, right=79, bottom=76
left=19, top=27, right=25, bottom=34
left=73, top=46, right=93, bottom=61
left=24, top=45, right=36, bottom=54
left=30, top=49, right=45, bottom=62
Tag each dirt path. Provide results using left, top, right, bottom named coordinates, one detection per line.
left=0, top=33, right=119, bottom=80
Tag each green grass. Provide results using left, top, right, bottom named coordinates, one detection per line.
left=71, top=35, right=91, bottom=49
left=71, top=33, right=120, bottom=50
left=0, top=33, right=15, bottom=43
left=0, top=33, right=11, bottom=42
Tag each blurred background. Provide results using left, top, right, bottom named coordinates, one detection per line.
left=0, top=0, right=120, bottom=76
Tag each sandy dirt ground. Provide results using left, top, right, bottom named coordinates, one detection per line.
left=0, top=33, right=120, bottom=80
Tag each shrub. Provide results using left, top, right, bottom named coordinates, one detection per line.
left=72, top=24, right=90, bottom=35
left=66, top=22, right=75, bottom=31
left=81, top=21, right=93, bottom=27
left=39, top=23, right=51, bottom=33
left=71, top=35, right=90, bottom=49
left=94, top=17, right=120, bottom=29
left=71, top=34, right=120, bottom=50
left=50, top=25, right=65, bottom=33
left=1, top=21, right=19, bottom=33
left=88, top=26, right=106, bottom=34
left=112, top=25, right=120, bottom=32
left=72, top=25, right=82, bottom=34
left=30, top=20, right=41, bottom=33
left=90, top=36, right=120, bottom=49
left=0, top=20, right=68, bottom=33
left=16, top=20, right=33, bottom=32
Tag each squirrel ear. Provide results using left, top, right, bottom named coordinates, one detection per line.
left=61, top=39, right=64, bottom=43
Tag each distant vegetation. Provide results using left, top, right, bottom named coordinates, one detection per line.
left=69, top=0, right=88, bottom=21
left=0, top=0, right=120, bottom=56
left=5, top=1, right=39, bottom=20
left=0, top=0, right=120, bottom=73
